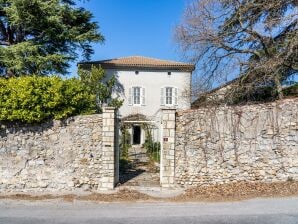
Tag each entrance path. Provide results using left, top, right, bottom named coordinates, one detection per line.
left=119, top=146, right=160, bottom=187
left=1, top=197, right=298, bottom=224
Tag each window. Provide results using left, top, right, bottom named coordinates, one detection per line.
left=129, top=87, right=145, bottom=106
left=133, top=87, right=141, bottom=105
left=165, top=87, right=173, bottom=105
left=161, top=87, right=178, bottom=106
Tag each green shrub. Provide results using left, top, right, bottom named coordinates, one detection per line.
left=120, top=127, right=131, bottom=160
left=283, top=83, right=298, bottom=97
left=0, top=76, right=96, bottom=123
left=143, top=138, right=160, bottom=162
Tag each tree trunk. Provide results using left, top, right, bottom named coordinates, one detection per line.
left=6, top=68, right=15, bottom=78
left=274, top=75, right=284, bottom=100
left=95, top=93, right=101, bottom=113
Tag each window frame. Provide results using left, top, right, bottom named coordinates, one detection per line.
left=132, top=86, right=141, bottom=106
left=165, top=87, right=173, bottom=105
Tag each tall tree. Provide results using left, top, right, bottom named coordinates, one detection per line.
left=0, top=0, right=103, bottom=76
left=78, top=65, right=123, bottom=113
left=176, top=0, right=297, bottom=99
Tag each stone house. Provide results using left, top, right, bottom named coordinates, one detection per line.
left=79, top=56, right=195, bottom=145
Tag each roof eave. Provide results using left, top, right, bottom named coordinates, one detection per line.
left=78, top=62, right=195, bottom=72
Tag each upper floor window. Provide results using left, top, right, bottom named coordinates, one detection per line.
left=165, top=87, right=173, bottom=105
left=161, top=87, right=178, bottom=106
left=129, top=86, right=145, bottom=106
left=133, top=87, right=141, bottom=105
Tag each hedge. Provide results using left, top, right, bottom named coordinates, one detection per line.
left=0, top=76, right=96, bottom=123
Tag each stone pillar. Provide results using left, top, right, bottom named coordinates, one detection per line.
left=114, top=111, right=120, bottom=185
left=99, top=107, right=117, bottom=191
left=161, top=109, right=176, bottom=188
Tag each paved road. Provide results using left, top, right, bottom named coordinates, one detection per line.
left=1, top=197, right=298, bottom=224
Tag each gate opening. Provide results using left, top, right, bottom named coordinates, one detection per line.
left=118, top=115, right=161, bottom=187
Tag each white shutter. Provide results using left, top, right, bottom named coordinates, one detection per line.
left=174, top=88, right=178, bottom=106
left=128, top=87, right=132, bottom=106
left=160, top=87, right=165, bottom=106
left=141, top=87, right=145, bottom=105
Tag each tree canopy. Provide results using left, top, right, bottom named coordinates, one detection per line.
left=176, top=0, right=297, bottom=100
left=0, top=0, right=103, bottom=76
left=0, top=67, right=123, bottom=123
left=78, top=65, right=123, bottom=113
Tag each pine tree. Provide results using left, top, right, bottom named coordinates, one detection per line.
left=0, top=0, right=104, bottom=76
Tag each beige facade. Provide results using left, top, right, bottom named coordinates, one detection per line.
left=80, top=56, right=194, bottom=145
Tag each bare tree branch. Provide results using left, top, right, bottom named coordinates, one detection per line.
left=176, top=0, right=298, bottom=101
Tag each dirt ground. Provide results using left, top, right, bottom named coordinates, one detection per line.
left=1, top=181, right=298, bottom=203
left=171, top=181, right=298, bottom=202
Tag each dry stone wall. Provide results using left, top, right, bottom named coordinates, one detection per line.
left=0, top=112, right=117, bottom=193
left=175, top=98, right=298, bottom=187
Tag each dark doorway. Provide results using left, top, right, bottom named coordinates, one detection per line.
left=132, top=125, right=141, bottom=145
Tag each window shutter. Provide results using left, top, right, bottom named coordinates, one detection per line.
left=128, top=87, right=132, bottom=106
left=160, top=87, right=165, bottom=106
left=174, top=88, right=178, bottom=106
left=141, top=87, right=145, bottom=105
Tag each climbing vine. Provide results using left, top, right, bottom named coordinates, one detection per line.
left=175, top=98, right=296, bottom=185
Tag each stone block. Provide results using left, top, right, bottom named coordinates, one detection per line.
left=169, top=129, right=175, bottom=137
left=168, top=113, right=176, bottom=121
left=162, top=114, right=169, bottom=121
left=166, top=121, right=175, bottom=129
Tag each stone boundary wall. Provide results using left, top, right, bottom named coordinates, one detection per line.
left=0, top=108, right=118, bottom=193
left=175, top=98, right=298, bottom=187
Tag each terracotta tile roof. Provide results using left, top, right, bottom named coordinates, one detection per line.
left=79, top=56, right=195, bottom=72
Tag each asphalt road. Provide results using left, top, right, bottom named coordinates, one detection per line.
left=1, top=197, right=298, bottom=224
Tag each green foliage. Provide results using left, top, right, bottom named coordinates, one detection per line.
left=226, top=82, right=298, bottom=105
left=109, top=98, right=124, bottom=109
left=0, top=0, right=104, bottom=76
left=228, top=86, right=277, bottom=105
left=119, top=127, right=133, bottom=173
left=283, top=83, right=298, bottom=97
left=78, top=65, right=123, bottom=112
left=120, top=127, right=131, bottom=160
left=0, top=76, right=96, bottom=123
left=143, top=139, right=160, bottom=163
left=143, top=125, right=160, bottom=162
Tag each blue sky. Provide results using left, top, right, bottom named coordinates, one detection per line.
left=71, top=0, right=188, bottom=75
